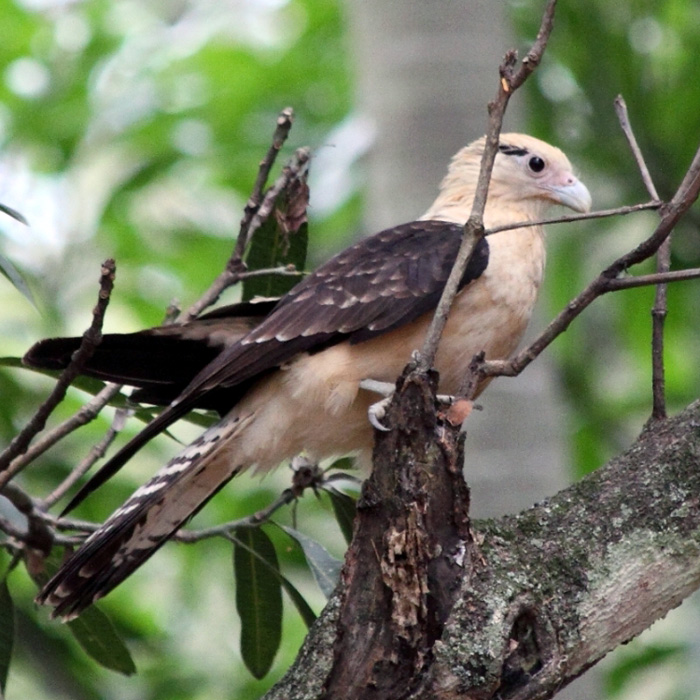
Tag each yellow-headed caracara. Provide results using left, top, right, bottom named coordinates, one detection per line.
left=27, top=134, right=591, bottom=619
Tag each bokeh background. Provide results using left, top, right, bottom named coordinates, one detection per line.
left=1, top=1, right=699, bottom=698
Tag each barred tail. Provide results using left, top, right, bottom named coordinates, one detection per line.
left=37, top=416, right=246, bottom=620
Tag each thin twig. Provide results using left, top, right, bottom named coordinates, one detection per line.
left=175, top=488, right=300, bottom=542
left=604, top=144, right=700, bottom=279
left=233, top=265, right=303, bottom=280
left=0, top=260, right=116, bottom=482
left=419, top=0, right=558, bottom=370
left=4, top=383, right=124, bottom=489
left=38, top=407, right=130, bottom=509
left=651, top=238, right=671, bottom=420
left=604, top=268, right=700, bottom=290
left=233, top=107, right=295, bottom=261
left=485, top=200, right=661, bottom=236
left=1, top=483, right=53, bottom=553
left=615, top=95, right=668, bottom=419
left=615, top=96, right=660, bottom=201
left=182, top=146, right=310, bottom=321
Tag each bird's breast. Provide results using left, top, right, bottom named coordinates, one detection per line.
left=434, top=226, right=546, bottom=392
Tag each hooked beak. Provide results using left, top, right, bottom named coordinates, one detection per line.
left=546, top=176, right=592, bottom=213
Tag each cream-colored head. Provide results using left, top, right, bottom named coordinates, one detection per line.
left=422, top=133, right=592, bottom=224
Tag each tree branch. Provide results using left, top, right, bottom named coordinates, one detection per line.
left=181, top=111, right=306, bottom=322
left=615, top=94, right=669, bottom=420
left=485, top=200, right=661, bottom=236
left=614, top=96, right=660, bottom=202
left=0, top=260, right=116, bottom=486
left=38, top=406, right=130, bottom=509
left=234, top=107, right=296, bottom=261
left=419, top=0, right=559, bottom=369
left=420, top=400, right=700, bottom=699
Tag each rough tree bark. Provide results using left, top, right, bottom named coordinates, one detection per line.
left=263, top=372, right=700, bottom=699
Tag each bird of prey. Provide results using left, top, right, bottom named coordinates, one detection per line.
left=27, top=133, right=591, bottom=619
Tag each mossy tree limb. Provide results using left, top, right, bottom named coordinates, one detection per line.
left=265, top=385, right=700, bottom=700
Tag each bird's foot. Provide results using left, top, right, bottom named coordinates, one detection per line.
left=359, top=379, right=395, bottom=431
left=360, top=379, right=476, bottom=430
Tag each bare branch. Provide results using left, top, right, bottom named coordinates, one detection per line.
left=12, top=459, right=345, bottom=550
left=182, top=146, right=310, bottom=320
left=614, top=96, right=660, bottom=201
left=651, top=236, right=671, bottom=420
left=604, top=268, right=700, bottom=290
left=0, top=260, right=116, bottom=484
left=3, top=383, right=125, bottom=493
left=1, top=483, right=53, bottom=554
left=615, top=95, right=669, bottom=419
left=419, top=0, right=558, bottom=369
left=485, top=200, right=661, bottom=236
left=233, top=264, right=303, bottom=281
left=175, top=488, right=299, bottom=543
left=605, top=143, right=700, bottom=279
left=234, top=107, right=295, bottom=261
left=38, top=406, right=130, bottom=510
left=509, top=0, right=559, bottom=90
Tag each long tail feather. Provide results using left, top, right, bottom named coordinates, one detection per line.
left=39, top=416, right=246, bottom=619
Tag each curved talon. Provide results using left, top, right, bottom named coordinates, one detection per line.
left=368, top=396, right=392, bottom=432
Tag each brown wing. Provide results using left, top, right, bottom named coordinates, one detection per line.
left=189, top=220, right=489, bottom=392
left=61, top=220, right=489, bottom=513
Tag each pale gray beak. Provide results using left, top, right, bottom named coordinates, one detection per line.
left=548, top=177, right=592, bottom=213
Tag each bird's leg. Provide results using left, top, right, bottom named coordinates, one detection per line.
left=359, top=378, right=459, bottom=431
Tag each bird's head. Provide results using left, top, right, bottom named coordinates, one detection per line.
left=422, top=133, right=592, bottom=224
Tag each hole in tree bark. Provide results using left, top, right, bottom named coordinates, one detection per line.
left=501, top=610, right=544, bottom=692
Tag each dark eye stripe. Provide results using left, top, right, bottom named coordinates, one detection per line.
left=498, top=144, right=529, bottom=157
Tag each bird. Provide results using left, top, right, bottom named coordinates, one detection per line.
left=27, top=133, right=591, bottom=619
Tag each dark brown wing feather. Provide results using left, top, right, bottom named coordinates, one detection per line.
left=60, top=220, right=489, bottom=513
left=23, top=299, right=278, bottom=409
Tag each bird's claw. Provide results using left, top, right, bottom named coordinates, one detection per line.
left=360, top=379, right=395, bottom=432
left=368, top=396, right=392, bottom=432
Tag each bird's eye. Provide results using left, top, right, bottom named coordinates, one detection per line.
left=528, top=156, right=546, bottom=173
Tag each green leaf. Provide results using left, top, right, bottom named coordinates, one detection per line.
left=604, top=643, right=682, bottom=695
left=38, top=542, right=134, bottom=675
left=327, top=456, right=355, bottom=473
left=66, top=606, right=136, bottom=676
left=231, top=531, right=316, bottom=629
left=242, top=173, right=309, bottom=302
left=0, top=581, right=14, bottom=694
left=0, top=253, right=35, bottom=307
left=279, top=576, right=316, bottom=629
left=326, top=487, right=357, bottom=544
left=233, top=527, right=283, bottom=679
left=280, top=525, right=342, bottom=598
